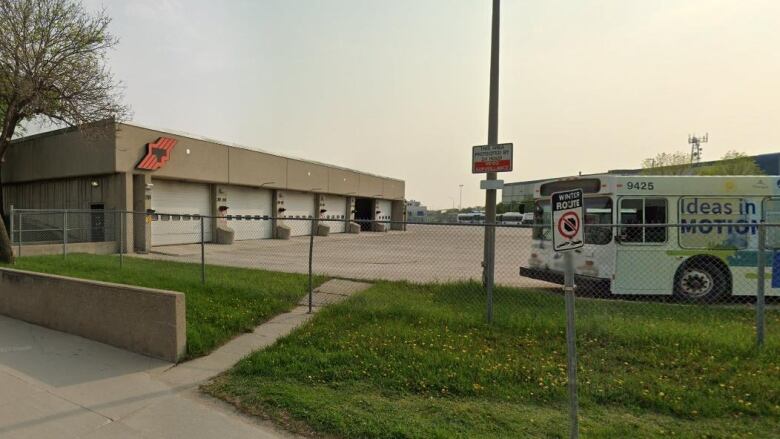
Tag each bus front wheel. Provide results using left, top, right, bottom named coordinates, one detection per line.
left=673, top=260, right=730, bottom=303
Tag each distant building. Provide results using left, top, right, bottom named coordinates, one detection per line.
left=405, top=200, right=429, bottom=222
left=502, top=152, right=779, bottom=205
left=501, top=178, right=548, bottom=209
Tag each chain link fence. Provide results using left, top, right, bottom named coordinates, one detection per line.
left=8, top=209, right=777, bottom=341
left=7, top=208, right=779, bottom=434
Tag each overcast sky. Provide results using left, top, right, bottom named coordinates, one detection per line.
left=78, top=0, right=780, bottom=209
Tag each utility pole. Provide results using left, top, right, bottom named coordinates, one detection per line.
left=459, top=184, right=464, bottom=210
left=483, top=0, right=500, bottom=324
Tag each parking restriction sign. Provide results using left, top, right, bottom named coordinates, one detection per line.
left=552, top=189, right=584, bottom=252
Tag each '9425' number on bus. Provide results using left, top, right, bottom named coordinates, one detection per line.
left=626, top=181, right=654, bottom=190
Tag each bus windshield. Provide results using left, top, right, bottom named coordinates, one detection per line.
left=533, top=196, right=613, bottom=245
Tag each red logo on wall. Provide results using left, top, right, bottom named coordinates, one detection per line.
left=136, top=137, right=177, bottom=170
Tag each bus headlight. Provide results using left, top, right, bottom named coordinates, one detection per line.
left=529, top=253, right=542, bottom=268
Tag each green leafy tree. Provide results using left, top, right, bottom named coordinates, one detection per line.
left=641, top=151, right=692, bottom=175
left=696, top=151, right=764, bottom=176
left=0, top=0, right=129, bottom=262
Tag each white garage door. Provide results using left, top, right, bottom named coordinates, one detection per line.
left=320, top=195, right=347, bottom=233
left=376, top=199, right=393, bottom=230
left=221, top=185, right=273, bottom=240
left=152, top=179, right=213, bottom=245
left=280, top=191, right=315, bottom=236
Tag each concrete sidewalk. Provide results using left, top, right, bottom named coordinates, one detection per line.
left=0, top=279, right=371, bottom=439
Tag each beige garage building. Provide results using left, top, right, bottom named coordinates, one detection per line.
left=3, top=120, right=405, bottom=252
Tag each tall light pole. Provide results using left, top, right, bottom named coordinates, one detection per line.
left=459, top=184, right=464, bottom=210
left=483, top=0, right=500, bottom=324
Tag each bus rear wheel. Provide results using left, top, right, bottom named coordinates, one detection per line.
left=673, top=263, right=728, bottom=303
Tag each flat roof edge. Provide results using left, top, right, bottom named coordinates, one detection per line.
left=9, top=119, right=116, bottom=145
left=118, top=121, right=404, bottom=183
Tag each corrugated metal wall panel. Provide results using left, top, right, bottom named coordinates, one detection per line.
left=3, top=175, right=113, bottom=211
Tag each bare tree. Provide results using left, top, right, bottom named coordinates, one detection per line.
left=0, top=0, right=129, bottom=262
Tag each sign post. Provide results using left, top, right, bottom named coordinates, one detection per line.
left=473, top=143, right=512, bottom=324
left=551, top=188, right=583, bottom=439
left=479, top=0, right=502, bottom=325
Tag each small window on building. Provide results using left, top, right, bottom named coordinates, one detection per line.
left=171, top=215, right=181, bottom=221
left=182, top=215, right=192, bottom=221
left=161, top=215, right=170, bottom=221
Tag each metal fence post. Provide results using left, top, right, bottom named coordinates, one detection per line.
left=118, top=210, right=124, bottom=269
left=485, top=222, right=495, bottom=324
left=63, top=210, right=68, bottom=258
left=9, top=205, right=14, bottom=264
left=308, top=218, right=315, bottom=314
left=17, top=210, right=22, bottom=258
left=563, top=250, right=579, bottom=439
left=200, top=216, right=206, bottom=285
left=757, top=223, right=766, bottom=348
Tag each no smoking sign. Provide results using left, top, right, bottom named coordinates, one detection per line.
left=552, top=189, right=584, bottom=251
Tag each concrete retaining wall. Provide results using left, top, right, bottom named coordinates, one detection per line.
left=16, top=241, right=118, bottom=257
left=0, top=268, right=186, bottom=362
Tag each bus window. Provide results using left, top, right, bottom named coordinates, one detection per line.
left=619, top=198, right=667, bottom=243
left=532, top=201, right=551, bottom=240
left=645, top=199, right=667, bottom=242
left=619, top=199, right=643, bottom=242
left=534, top=198, right=612, bottom=244
left=584, top=197, right=612, bottom=245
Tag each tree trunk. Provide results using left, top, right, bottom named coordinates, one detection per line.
left=0, top=114, right=18, bottom=263
left=0, top=214, right=13, bottom=263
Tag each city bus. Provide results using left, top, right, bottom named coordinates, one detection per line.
left=457, top=212, right=485, bottom=224
left=498, top=212, right=524, bottom=225
left=519, top=175, right=780, bottom=301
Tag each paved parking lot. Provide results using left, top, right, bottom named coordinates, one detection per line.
left=143, top=225, right=554, bottom=288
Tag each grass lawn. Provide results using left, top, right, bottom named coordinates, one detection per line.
left=7, top=254, right=324, bottom=358
left=204, top=281, right=780, bottom=438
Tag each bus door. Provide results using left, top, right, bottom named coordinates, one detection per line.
left=614, top=197, right=677, bottom=294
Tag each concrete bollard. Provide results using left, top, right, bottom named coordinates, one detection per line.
left=347, top=222, right=361, bottom=234
left=316, top=224, right=330, bottom=237
left=372, top=222, right=388, bottom=233
left=215, top=226, right=235, bottom=245
left=275, top=224, right=291, bottom=240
